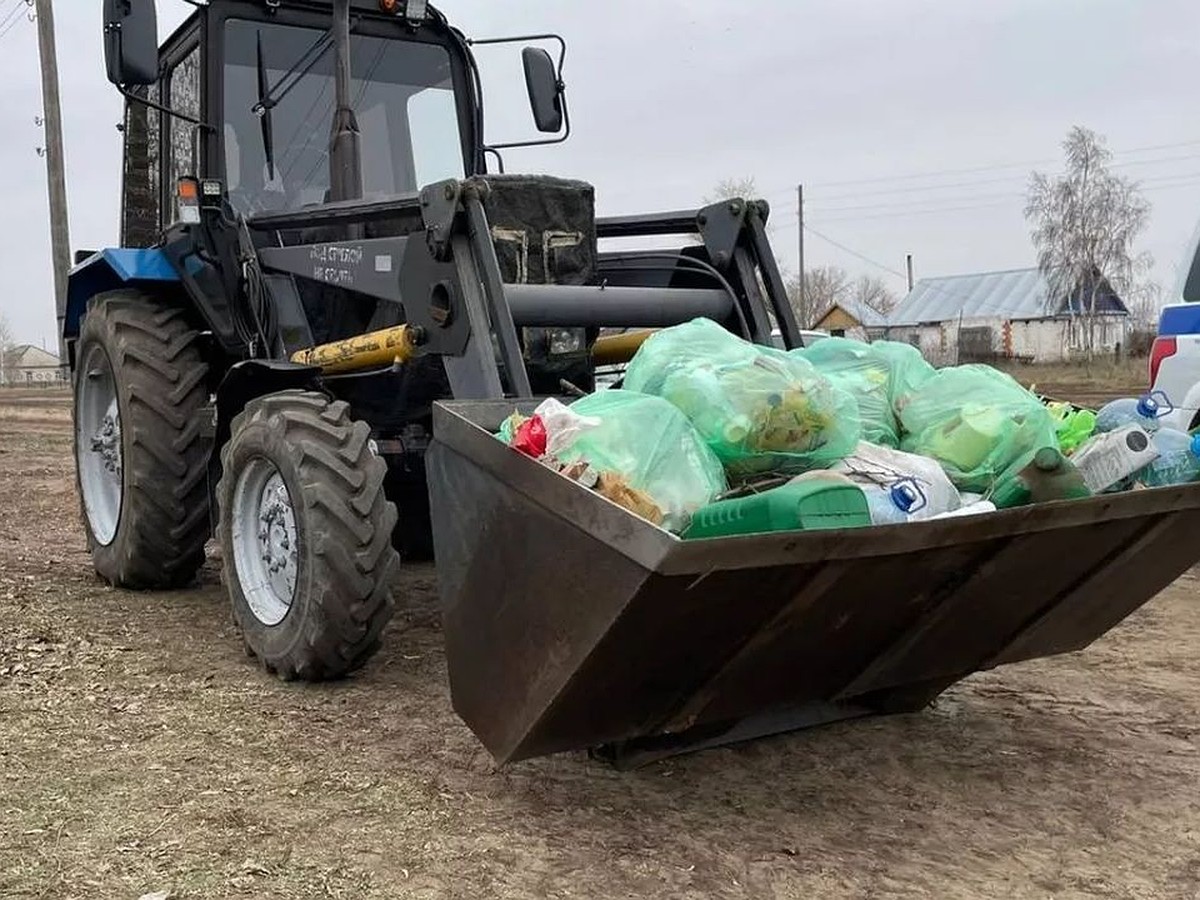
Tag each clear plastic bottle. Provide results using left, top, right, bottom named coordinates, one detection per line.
left=861, top=478, right=927, bottom=525
left=1139, top=428, right=1200, bottom=487
left=1095, top=392, right=1172, bottom=434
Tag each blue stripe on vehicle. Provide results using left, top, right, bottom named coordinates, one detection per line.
left=1158, top=304, right=1200, bottom=337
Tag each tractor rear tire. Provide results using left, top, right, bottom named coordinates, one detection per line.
left=216, top=390, right=399, bottom=680
left=73, top=290, right=211, bottom=589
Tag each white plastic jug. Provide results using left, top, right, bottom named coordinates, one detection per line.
left=1070, top=424, right=1159, bottom=493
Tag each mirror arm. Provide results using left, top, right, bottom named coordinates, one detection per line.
left=484, top=147, right=506, bottom=174
left=119, top=85, right=215, bottom=131
left=481, top=96, right=570, bottom=152
left=468, top=33, right=570, bottom=154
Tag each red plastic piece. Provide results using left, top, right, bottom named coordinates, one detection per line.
left=513, top=416, right=547, bottom=457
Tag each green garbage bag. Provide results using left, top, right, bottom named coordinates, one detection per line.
left=623, top=318, right=861, bottom=476
left=558, top=390, right=727, bottom=532
left=794, top=337, right=899, bottom=448
left=871, top=340, right=936, bottom=417
left=898, top=364, right=1060, bottom=492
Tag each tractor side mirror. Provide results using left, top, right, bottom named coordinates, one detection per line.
left=522, top=47, right=563, bottom=133
left=103, top=0, right=158, bottom=86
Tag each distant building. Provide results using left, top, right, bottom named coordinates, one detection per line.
left=812, top=298, right=889, bottom=342
left=1, top=344, right=65, bottom=385
left=885, top=267, right=1129, bottom=365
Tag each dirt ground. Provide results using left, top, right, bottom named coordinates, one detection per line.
left=995, top=355, right=1149, bottom=409
left=3, top=380, right=1200, bottom=900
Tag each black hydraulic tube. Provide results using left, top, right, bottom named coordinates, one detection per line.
left=505, top=284, right=734, bottom=328
left=596, top=210, right=702, bottom=239
left=328, top=0, right=362, bottom=203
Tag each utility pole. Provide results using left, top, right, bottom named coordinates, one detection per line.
left=33, top=0, right=70, bottom=371
left=905, top=253, right=914, bottom=292
left=797, top=184, right=806, bottom=328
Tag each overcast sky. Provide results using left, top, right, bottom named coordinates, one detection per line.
left=1, top=0, right=1199, bottom=345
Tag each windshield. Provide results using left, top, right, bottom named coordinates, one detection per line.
left=223, top=19, right=465, bottom=215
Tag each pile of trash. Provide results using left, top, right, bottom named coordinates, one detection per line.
left=496, top=321, right=1200, bottom=536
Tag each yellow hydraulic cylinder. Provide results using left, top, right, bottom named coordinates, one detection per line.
left=291, top=324, right=420, bottom=374
left=591, top=329, right=656, bottom=367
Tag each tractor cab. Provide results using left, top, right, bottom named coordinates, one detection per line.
left=106, top=0, right=563, bottom=246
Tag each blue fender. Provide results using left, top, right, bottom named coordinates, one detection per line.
left=64, top=248, right=182, bottom=339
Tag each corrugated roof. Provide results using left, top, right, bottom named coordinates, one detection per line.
left=888, top=267, right=1128, bottom=326
left=834, top=297, right=890, bottom=327
left=3, top=345, right=60, bottom=368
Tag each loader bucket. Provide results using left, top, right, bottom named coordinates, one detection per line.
left=428, top=400, right=1200, bottom=766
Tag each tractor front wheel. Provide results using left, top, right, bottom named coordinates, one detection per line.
left=73, top=290, right=211, bottom=588
left=216, top=390, right=399, bottom=680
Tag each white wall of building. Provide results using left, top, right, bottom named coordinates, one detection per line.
left=882, top=315, right=1130, bottom=365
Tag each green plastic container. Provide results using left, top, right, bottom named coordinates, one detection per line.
left=683, top=480, right=872, bottom=540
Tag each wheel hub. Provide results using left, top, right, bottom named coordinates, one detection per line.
left=75, top=347, right=123, bottom=546
left=231, top=460, right=299, bottom=626
left=90, top=407, right=122, bottom=477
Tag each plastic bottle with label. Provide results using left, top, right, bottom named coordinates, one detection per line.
left=1095, top=392, right=1172, bottom=434
left=860, top=479, right=927, bottom=525
left=1070, top=425, right=1159, bottom=493
left=1139, top=428, right=1200, bottom=487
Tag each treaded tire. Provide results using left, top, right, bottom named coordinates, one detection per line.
left=217, top=390, right=399, bottom=680
left=73, top=290, right=211, bottom=588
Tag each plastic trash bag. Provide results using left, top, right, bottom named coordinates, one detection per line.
left=897, top=364, right=1060, bottom=492
left=532, top=398, right=602, bottom=457
left=554, top=389, right=728, bottom=532
left=871, top=340, right=936, bottom=417
left=623, top=318, right=861, bottom=476
left=795, top=337, right=899, bottom=448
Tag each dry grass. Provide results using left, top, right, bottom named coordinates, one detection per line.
left=993, top=356, right=1149, bottom=406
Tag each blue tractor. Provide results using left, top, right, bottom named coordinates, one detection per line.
left=69, top=1, right=802, bottom=684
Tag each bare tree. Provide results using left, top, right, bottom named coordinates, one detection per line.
left=1125, top=279, right=1164, bottom=330
left=1025, top=126, right=1152, bottom=358
left=704, top=176, right=758, bottom=204
left=852, top=274, right=898, bottom=316
left=786, top=265, right=850, bottom=326
left=0, top=314, right=12, bottom=386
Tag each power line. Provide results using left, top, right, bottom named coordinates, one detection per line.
left=810, top=189, right=1022, bottom=215
left=784, top=136, right=1200, bottom=197
left=0, top=0, right=31, bottom=42
left=805, top=167, right=1200, bottom=221
left=807, top=156, right=1053, bottom=190
left=811, top=200, right=1020, bottom=224
left=804, top=151, right=1200, bottom=206
left=801, top=224, right=906, bottom=278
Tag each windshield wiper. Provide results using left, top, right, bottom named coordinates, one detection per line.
left=252, top=25, right=340, bottom=180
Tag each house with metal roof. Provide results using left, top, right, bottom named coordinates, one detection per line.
left=885, top=267, right=1129, bottom=364
left=813, top=297, right=890, bottom=342
left=0, top=344, right=64, bottom=385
